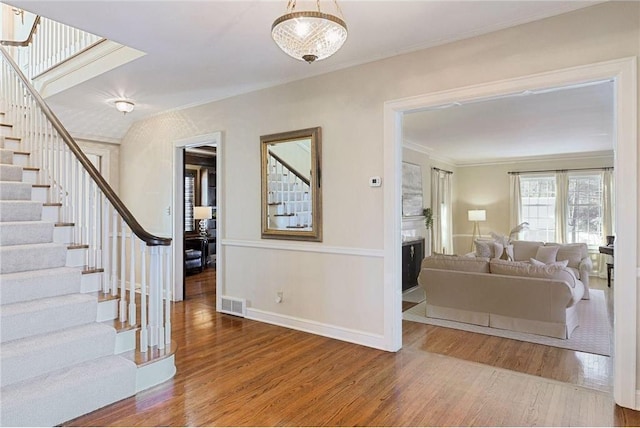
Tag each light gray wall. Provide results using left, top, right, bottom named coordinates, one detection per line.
left=119, top=1, right=639, bottom=354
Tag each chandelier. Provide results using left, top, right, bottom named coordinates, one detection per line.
left=271, top=0, right=348, bottom=64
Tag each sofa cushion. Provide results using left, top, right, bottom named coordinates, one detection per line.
left=530, top=258, right=569, bottom=268
left=490, top=258, right=577, bottom=288
left=512, top=240, right=545, bottom=261
left=422, top=255, right=490, bottom=273
left=535, top=245, right=559, bottom=264
left=545, top=243, right=586, bottom=269
left=474, top=239, right=495, bottom=258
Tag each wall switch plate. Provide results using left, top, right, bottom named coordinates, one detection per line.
left=369, top=176, right=382, bottom=187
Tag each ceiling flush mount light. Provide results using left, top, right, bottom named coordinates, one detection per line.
left=271, top=0, right=348, bottom=64
left=114, top=100, right=135, bottom=115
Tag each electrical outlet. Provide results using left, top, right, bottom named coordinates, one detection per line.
left=276, top=291, right=284, bottom=303
left=369, top=176, right=382, bottom=187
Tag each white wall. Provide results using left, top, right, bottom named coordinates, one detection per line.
left=119, top=2, right=639, bottom=352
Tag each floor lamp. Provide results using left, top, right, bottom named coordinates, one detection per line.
left=468, top=209, right=486, bottom=252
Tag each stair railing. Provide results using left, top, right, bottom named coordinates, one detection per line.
left=1, top=15, right=104, bottom=79
left=0, top=45, right=172, bottom=354
left=267, top=150, right=312, bottom=229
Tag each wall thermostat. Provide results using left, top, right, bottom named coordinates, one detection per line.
left=369, top=176, right=382, bottom=187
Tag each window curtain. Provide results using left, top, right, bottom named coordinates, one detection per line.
left=555, top=171, right=568, bottom=243
left=599, top=169, right=614, bottom=277
left=431, top=168, right=453, bottom=254
left=509, top=174, right=522, bottom=234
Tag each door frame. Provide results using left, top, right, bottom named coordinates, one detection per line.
left=383, top=57, right=637, bottom=409
left=172, top=131, right=223, bottom=302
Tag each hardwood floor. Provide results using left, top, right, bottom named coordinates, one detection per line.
left=66, top=273, right=640, bottom=426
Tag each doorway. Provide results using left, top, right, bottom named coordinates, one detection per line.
left=172, top=132, right=223, bottom=304
left=384, top=58, right=637, bottom=409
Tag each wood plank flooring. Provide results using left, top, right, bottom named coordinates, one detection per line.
left=67, top=271, right=640, bottom=426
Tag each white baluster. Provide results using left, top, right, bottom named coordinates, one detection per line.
left=164, top=245, right=171, bottom=345
left=111, top=210, right=117, bottom=296
left=102, top=199, right=110, bottom=294
left=119, top=220, right=127, bottom=322
left=140, top=244, right=148, bottom=352
left=129, top=235, right=137, bottom=326
left=148, top=246, right=159, bottom=348
left=157, top=246, right=165, bottom=351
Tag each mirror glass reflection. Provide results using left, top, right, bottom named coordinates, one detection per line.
left=261, top=127, right=322, bottom=241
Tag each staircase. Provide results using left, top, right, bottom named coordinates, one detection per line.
left=0, top=123, right=136, bottom=426
left=0, top=37, right=175, bottom=426
left=267, top=151, right=312, bottom=230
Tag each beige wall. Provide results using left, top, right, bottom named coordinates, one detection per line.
left=76, top=138, right=120, bottom=193
left=452, top=154, right=614, bottom=254
left=119, top=1, right=639, bottom=350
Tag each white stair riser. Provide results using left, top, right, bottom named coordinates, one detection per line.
left=12, top=153, right=29, bottom=167
left=32, top=186, right=47, bottom=202
left=42, top=205, right=60, bottom=222
left=22, top=169, right=38, bottom=184
left=81, top=271, right=102, bottom=293
left=115, top=329, right=136, bottom=354
left=97, top=298, right=118, bottom=322
left=66, top=247, right=86, bottom=267
left=0, top=125, right=14, bottom=137
left=53, top=225, right=73, bottom=244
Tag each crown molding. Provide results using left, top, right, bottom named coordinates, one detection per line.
left=455, top=150, right=614, bottom=168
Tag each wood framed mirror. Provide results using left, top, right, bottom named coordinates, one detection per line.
left=261, top=127, right=322, bottom=241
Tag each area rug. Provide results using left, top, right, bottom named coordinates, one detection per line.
left=403, top=289, right=611, bottom=356
left=402, top=286, right=426, bottom=303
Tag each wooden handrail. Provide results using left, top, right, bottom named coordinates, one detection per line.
left=0, top=16, right=41, bottom=47
left=268, top=150, right=310, bottom=186
left=0, top=45, right=171, bottom=246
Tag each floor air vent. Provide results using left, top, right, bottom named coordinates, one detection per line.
left=220, top=296, right=246, bottom=317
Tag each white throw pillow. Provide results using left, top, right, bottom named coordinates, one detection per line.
left=535, top=245, right=559, bottom=264
left=494, top=242, right=514, bottom=261
left=530, top=258, right=569, bottom=268
left=474, top=240, right=494, bottom=258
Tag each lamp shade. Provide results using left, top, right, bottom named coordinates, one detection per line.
left=468, top=209, right=486, bottom=222
left=194, top=206, right=212, bottom=220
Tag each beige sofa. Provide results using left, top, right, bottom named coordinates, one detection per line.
left=417, top=256, right=585, bottom=339
left=476, top=240, right=592, bottom=299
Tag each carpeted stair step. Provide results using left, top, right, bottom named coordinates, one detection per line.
left=0, top=242, right=66, bottom=274
left=0, top=293, right=97, bottom=343
left=0, top=267, right=82, bottom=305
left=0, top=164, right=22, bottom=181
left=0, top=181, right=31, bottom=200
left=0, top=148, right=13, bottom=164
left=0, top=221, right=54, bottom=246
left=1, top=322, right=117, bottom=387
left=0, top=355, right=137, bottom=427
left=0, top=200, right=43, bottom=222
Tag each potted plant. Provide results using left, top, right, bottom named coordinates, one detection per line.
left=423, top=208, right=433, bottom=230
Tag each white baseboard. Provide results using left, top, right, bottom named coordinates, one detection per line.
left=245, top=308, right=389, bottom=351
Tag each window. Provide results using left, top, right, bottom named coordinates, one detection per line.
left=520, top=175, right=556, bottom=242
left=185, top=170, right=196, bottom=232
left=566, top=174, right=603, bottom=246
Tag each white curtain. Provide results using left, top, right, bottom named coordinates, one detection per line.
left=555, top=171, right=568, bottom=244
left=599, top=169, right=614, bottom=277
left=431, top=168, right=453, bottom=254
left=509, top=174, right=522, bottom=234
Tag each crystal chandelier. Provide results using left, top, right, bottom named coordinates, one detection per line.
left=271, top=0, right=348, bottom=64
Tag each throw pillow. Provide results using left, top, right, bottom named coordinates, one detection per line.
left=535, top=245, right=559, bottom=264
left=530, top=258, right=569, bottom=268
left=474, top=240, right=494, bottom=258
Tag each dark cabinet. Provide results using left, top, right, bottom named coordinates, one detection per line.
left=402, top=238, right=424, bottom=291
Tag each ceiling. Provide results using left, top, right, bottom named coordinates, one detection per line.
left=5, top=0, right=603, bottom=154
left=403, top=80, right=614, bottom=165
